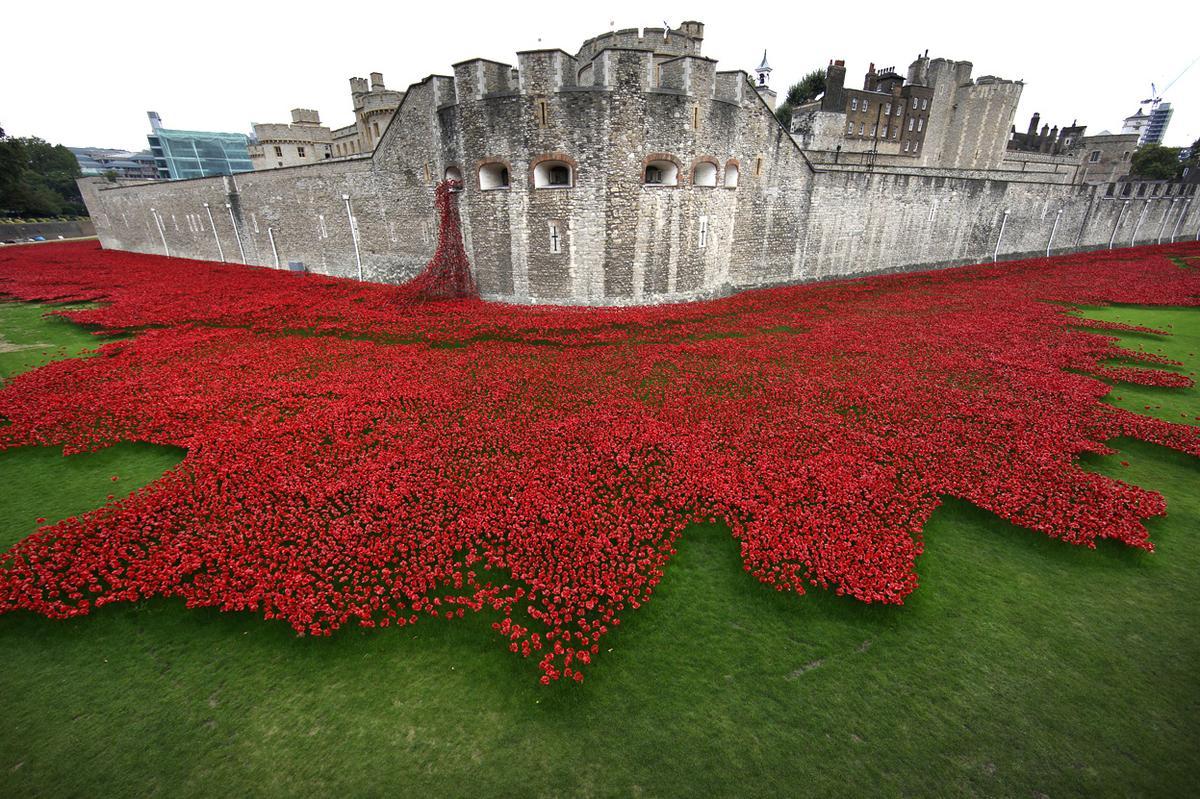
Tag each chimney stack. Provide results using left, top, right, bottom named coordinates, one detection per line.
left=370, top=72, right=385, bottom=90
left=822, top=59, right=848, bottom=112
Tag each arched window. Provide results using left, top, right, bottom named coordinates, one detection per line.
left=725, top=161, right=739, bottom=189
left=692, top=161, right=717, bottom=187
left=478, top=162, right=510, bottom=190
left=643, top=159, right=679, bottom=186
left=444, top=166, right=463, bottom=182
left=533, top=159, right=573, bottom=188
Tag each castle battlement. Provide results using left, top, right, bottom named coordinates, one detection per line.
left=79, top=20, right=1200, bottom=307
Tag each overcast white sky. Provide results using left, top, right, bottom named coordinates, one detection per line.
left=2, top=0, right=1197, bottom=152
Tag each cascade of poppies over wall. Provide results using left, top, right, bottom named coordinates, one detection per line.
left=399, top=180, right=477, bottom=302
left=0, top=241, right=1197, bottom=683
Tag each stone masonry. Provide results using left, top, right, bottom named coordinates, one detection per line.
left=78, top=21, right=1200, bottom=306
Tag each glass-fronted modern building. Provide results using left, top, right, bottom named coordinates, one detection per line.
left=1141, top=102, right=1173, bottom=146
left=69, top=147, right=160, bottom=180
left=146, top=111, right=254, bottom=180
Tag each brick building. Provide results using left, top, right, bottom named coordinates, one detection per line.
left=1008, top=113, right=1086, bottom=155
left=790, top=53, right=1014, bottom=169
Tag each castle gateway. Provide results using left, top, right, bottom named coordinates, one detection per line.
left=79, top=22, right=1200, bottom=305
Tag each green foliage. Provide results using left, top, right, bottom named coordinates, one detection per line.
left=775, top=69, right=827, bottom=128
left=0, top=134, right=85, bottom=218
left=1181, top=137, right=1200, bottom=171
left=1129, top=143, right=1183, bottom=180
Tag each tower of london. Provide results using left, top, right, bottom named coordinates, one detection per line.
left=78, top=21, right=1200, bottom=305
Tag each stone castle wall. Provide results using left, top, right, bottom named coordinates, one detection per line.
left=77, top=38, right=1200, bottom=307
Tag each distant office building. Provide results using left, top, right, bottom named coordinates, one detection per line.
left=1141, top=102, right=1173, bottom=146
left=146, top=111, right=253, bottom=180
left=69, top=147, right=159, bottom=180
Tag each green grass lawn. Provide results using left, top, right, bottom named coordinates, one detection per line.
left=0, top=301, right=1196, bottom=797
left=0, top=302, right=110, bottom=380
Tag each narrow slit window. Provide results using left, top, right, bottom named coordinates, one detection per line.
left=698, top=215, right=708, bottom=248
left=549, top=221, right=562, bottom=254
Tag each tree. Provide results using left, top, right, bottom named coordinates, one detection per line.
left=1181, top=137, right=1200, bottom=170
left=0, top=134, right=85, bottom=218
left=775, top=69, right=826, bottom=128
left=1129, top=144, right=1183, bottom=181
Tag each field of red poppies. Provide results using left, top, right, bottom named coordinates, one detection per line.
left=0, top=240, right=1197, bottom=684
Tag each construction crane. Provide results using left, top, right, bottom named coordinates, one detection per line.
left=1142, top=54, right=1200, bottom=110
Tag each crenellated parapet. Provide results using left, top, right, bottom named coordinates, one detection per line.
left=574, top=22, right=704, bottom=64
left=514, top=50, right=578, bottom=93
left=405, top=29, right=815, bottom=304
left=451, top=58, right=520, bottom=100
